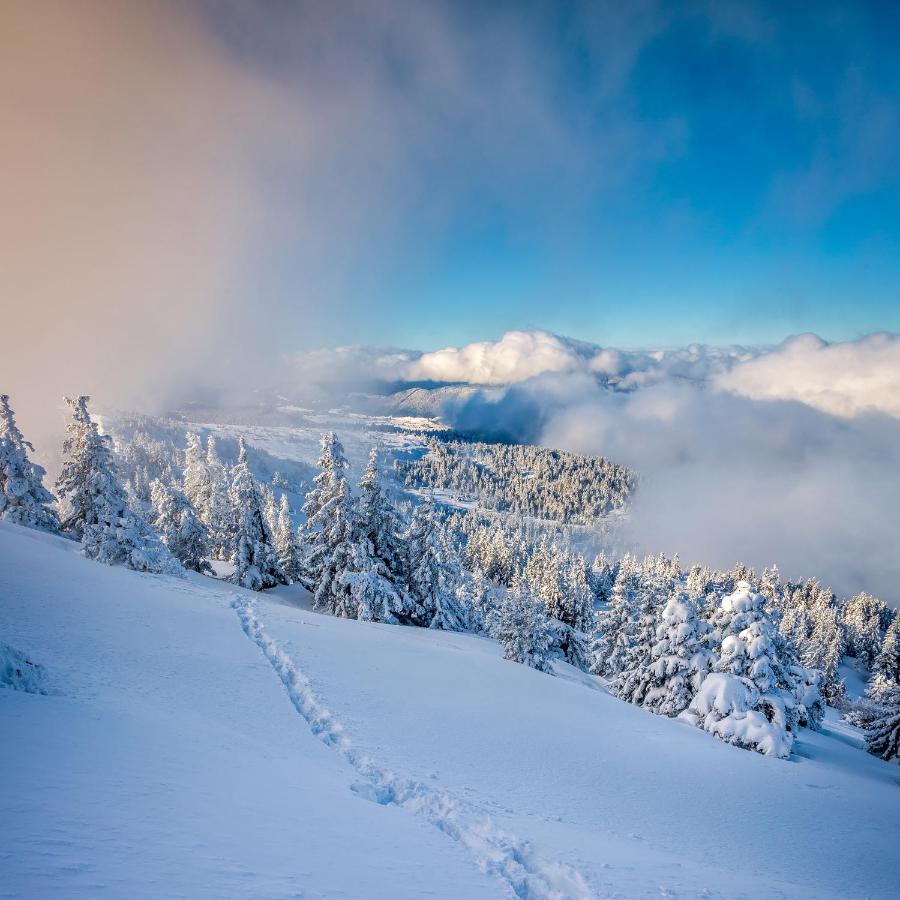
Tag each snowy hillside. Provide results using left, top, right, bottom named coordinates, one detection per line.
left=2, top=520, right=898, bottom=899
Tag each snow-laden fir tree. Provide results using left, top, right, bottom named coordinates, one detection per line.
left=642, top=592, right=712, bottom=717
left=871, top=616, right=900, bottom=692
left=346, top=449, right=411, bottom=622
left=149, top=479, right=212, bottom=574
left=301, top=431, right=349, bottom=589
left=522, top=541, right=592, bottom=669
left=357, top=449, right=408, bottom=587
left=682, top=581, right=795, bottom=758
left=0, top=394, right=60, bottom=532
left=274, top=494, right=301, bottom=584
left=488, top=579, right=555, bottom=673
left=260, top=483, right=278, bottom=538
left=842, top=593, right=890, bottom=669
left=590, top=553, right=638, bottom=677
left=588, top=551, right=615, bottom=604
left=853, top=683, right=900, bottom=764
left=337, top=525, right=405, bottom=623
left=406, top=499, right=470, bottom=631
left=227, top=438, right=283, bottom=591
left=55, top=397, right=179, bottom=574
left=802, top=596, right=845, bottom=705
left=182, top=432, right=231, bottom=560
left=613, top=566, right=668, bottom=706
left=311, top=476, right=359, bottom=618
left=301, top=433, right=360, bottom=617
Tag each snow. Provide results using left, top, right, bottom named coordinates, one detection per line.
left=2, top=520, right=899, bottom=898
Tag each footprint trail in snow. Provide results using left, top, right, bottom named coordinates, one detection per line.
left=231, top=594, right=596, bottom=900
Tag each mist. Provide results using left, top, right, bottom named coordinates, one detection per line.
left=437, top=366, right=900, bottom=607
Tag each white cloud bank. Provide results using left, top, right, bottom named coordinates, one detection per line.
left=715, top=332, right=900, bottom=419
left=353, top=327, right=900, bottom=604
left=398, top=329, right=900, bottom=421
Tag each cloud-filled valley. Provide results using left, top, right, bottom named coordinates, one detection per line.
left=290, top=329, right=900, bottom=605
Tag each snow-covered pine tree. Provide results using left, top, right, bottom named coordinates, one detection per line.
left=872, top=616, right=900, bottom=691
left=311, top=475, right=359, bottom=618
left=588, top=551, right=615, bottom=604
left=301, top=431, right=349, bottom=589
left=683, top=581, right=795, bottom=758
left=55, top=397, right=179, bottom=574
left=488, top=579, right=555, bottom=673
left=856, top=683, right=900, bottom=764
left=406, top=500, right=469, bottom=631
left=274, top=494, right=300, bottom=584
left=227, top=438, right=284, bottom=591
left=338, top=526, right=405, bottom=624
left=182, top=432, right=232, bottom=560
left=0, top=394, right=60, bottom=532
left=643, top=592, right=712, bottom=717
left=522, top=542, right=592, bottom=669
left=260, top=483, right=278, bottom=538
left=843, top=593, right=890, bottom=669
left=802, top=596, right=845, bottom=705
left=299, top=433, right=361, bottom=617
left=357, top=449, right=408, bottom=586
left=149, top=479, right=212, bottom=574
left=205, top=436, right=232, bottom=559
left=590, top=553, right=638, bottom=677
left=613, top=569, right=667, bottom=706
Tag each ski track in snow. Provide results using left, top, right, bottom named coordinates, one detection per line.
left=231, top=594, right=596, bottom=900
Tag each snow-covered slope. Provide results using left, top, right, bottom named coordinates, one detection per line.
left=2, top=521, right=898, bottom=898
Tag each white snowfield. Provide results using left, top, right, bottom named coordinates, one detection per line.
left=1, top=521, right=898, bottom=899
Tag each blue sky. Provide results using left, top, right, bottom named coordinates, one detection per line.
left=230, top=0, right=900, bottom=352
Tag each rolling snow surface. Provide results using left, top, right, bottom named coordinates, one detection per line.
left=2, top=521, right=898, bottom=898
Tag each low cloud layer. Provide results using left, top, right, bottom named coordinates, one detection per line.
left=375, top=328, right=900, bottom=605
left=715, top=332, right=900, bottom=418
left=391, top=329, right=900, bottom=422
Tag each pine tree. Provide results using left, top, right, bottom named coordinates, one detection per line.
left=0, top=394, right=60, bottom=532
left=261, top=483, right=278, bottom=537
left=873, top=617, right=900, bottom=687
left=55, top=397, right=178, bottom=574
left=301, top=431, right=349, bottom=589
left=150, top=479, right=212, bottom=574
left=590, top=554, right=638, bottom=677
left=588, top=551, right=615, bottom=604
left=613, top=572, right=666, bottom=706
left=406, top=500, right=469, bottom=631
left=643, top=592, right=712, bottom=717
left=357, top=449, right=408, bottom=584
left=312, top=475, right=358, bottom=617
left=488, top=580, right=555, bottom=673
left=205, top=436, right=232, bottom=559
left=843, top=593, right=890, bottom=669
left=683, top=582, right=795, bottom=758
left=338, top=528, right=405, bottom=623
left=803, top=597, right=845, bottom=704
left=228, top=438, right=283, bottom=590
left=274, top=494, right=300, bottom=584
left=857, top=683, right=900, bottom=764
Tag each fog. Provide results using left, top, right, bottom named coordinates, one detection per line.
left=2, top=0, right=647, bottom=459
left=437, top=366, right=900, bottom=606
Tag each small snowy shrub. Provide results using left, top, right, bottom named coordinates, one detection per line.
left=1, top=642, right=48, bottom=695
left=489, top=583, right=555, bottom=674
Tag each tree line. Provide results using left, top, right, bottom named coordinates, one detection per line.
left=1, top=393, right=897, bottom=764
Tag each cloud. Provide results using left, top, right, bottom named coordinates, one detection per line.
left=402, top=329, right=765, bottom=388
left=715, top=332, right=900, bottom=418
left=396, top=329, right=900, bottom=605
left=0, top=1, right=679, bottom=456
left=0, top=0, right=290, bottom=449
left=442, top=372, right=900, bottom=605
left=405, top=331, right=595, bottom=385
